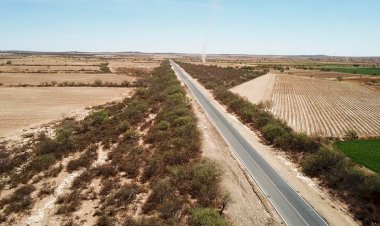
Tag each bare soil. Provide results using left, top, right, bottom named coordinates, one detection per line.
left=286, top=68, right=360, bottom=79
left=0, top=87, right=133, bottom=137
left=0, top=73, right=136, bottom=86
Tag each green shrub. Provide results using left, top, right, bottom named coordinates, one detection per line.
left=143, top=178, right=175, bottom=213
left=262, top=123, right=289, bottom=143
left=157, top=120, right=171, bottom=131
left=302, top=148, right=347, bottom=177
left=37, top=135, right=59, bottom=155
left=55, top=127, right=76, bottom=151
left=117, top=121, right=131, bottom=132
left=123, top=129, right=139, bottom=143
left=86, top=110, right=110, bottom=126
left=189, top=208, right=228, bottom=226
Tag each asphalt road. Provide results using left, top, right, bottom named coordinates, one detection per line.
left=170, top=60, right=329, bottom=226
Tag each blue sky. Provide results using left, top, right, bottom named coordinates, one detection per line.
left=1, top=0, right=379, bottom=56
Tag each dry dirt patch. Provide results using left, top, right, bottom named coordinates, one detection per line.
left=0, top=87, right=133, bottom=137
left=0, top=73, right=136, bottom=86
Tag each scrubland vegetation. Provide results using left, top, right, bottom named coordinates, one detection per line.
left=0, top=61, right=228, bottom=225
left=9, top=80, right=132, bottom=87
left=178, top=62, right=380, bottom=225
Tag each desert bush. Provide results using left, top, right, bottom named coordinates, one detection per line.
left=85, top=110, right=110, bottom=126
left=26, top=153, right=56, bottom=172
left=96, top=215, right=115, bottom=226
left=6, top=60, right=12, bottom=65
left=4, top=184, right=35, bottom=214
left=66, top=144, right=98, bottom=172
left=0, top=149, right=30, bottom=175
left=94, top=79, right=103, bottom=86
left=302, top=148, right=348, bottom=178
left=115, top=67, right=150, bottom=77
left=0, top=82, right=3, bottom=86
left=343, top=129, right=358, bottom=140
left=105, top=183, right=141, bottom=207
left=275, top=132, right=320, bottom=153
left=157, top=120, right=171, bottom=131
left=156, top=196, right=185, bottom=220
left=123, top=128, right=139, bottom=143
left=117, top=121, right=131, bottom=132
left=71, top=170, right=94, bottom=189
left=56, top=191, right=83, bottom=215
left=37, top=134, right=59, bottom=155
left=189, top=208, right=228, bottom=226
left=99, top=63, right=111, bottom=73
left=92, top=165, right=118, bottom=178
left=38, top=183, right=55, bottom=198
left=143, top=178, right=175, bottom=213
left=262, top=122, right=289, bottom=143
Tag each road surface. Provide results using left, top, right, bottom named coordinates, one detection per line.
left=170, top=60, right=329, bottom=226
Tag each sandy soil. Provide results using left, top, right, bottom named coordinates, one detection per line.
left=21, top=145, right=108, bottom=226
left=0, top=87, right=133, bottom=137
left=231, top=74, right=380, bottom=137
left=0, top=73, right=136, bottom=86
left=179, top=67, right=359, bottom=226
left=230, top=73, right=276, bottom=104
left=344, top=77, right=380, bottom=92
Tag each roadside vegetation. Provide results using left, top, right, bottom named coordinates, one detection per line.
left=177, top=62, right=380, bottom=225
left=0, top=61, right=228, bottom=225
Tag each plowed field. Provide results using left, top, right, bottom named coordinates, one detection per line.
left=231, top=74, right=380, bottom=137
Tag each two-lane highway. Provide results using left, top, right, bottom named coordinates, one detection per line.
left=170, top=60, right=329, bottom=226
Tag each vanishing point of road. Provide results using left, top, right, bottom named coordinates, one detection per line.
left=170, top=60, right=329, bottom=226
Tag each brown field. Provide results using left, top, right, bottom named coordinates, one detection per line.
left=0, top=55, right=161, bottom=72
left=231, top=73, right=380, bottom=137
left=285, top=69, right=359, bottom=79
left=0, top=73, right=136, bottom=86
left=0, top=54, right=159, bottom=137
left=0, top=87, right=133, bottom=137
